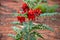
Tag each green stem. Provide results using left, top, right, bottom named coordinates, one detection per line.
left=28, top=21, right=31, bottom=40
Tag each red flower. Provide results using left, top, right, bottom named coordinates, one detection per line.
left=22, top=3, right=29, bottom=13
left=34, top=9, right=42, bottom=16
left=17, top=16, right=25, bottom=23
left=28, top=9, right=35, bottom=21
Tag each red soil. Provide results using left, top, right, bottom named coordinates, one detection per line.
left=0, top=0, right=60, bottom=40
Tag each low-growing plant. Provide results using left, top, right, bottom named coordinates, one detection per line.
left=8, top=0, right=58, bottom=40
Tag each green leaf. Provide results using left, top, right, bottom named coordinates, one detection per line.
left=30, top=32, right=44, bottom=39
left=36, top=33, right=44, bottom=39
left=23, top=12, right=28, bottom=18
left=30, top=24, right=45, bottom=31
left=40, top=12, right=58, bottom=16
left=34, top=4, right=47, bottom=13
left=23, top=32, right=29, bottom=40
left=30, top=35, right=36, bottom=40
left=11, top=21, right=20, bottom=25
left=8, top=34, right=16, bottom=39
left=42, top=0, right=47, bottom=3
left=18, top=12, right=28, bottom=18
left=22, top=21, right=34, bottom=32
left=32, top=0, right=37, bottom=2
left=42, top=24, right=54, bottom=32
left=22, top=22, right=29, bottom=32
left=30, top=24, right=54, bottom=32
left=12, top=13, right=23, bottom=17
left=23, top=0, right=30, bottom=3
left=23, top=0, right=43, bottom=8
left=15, top=34, right=22, bottom=40
left=37, top=0, right=42, bottom=3
left=12, top=26, right=21, bottom=34
left=29, top=21, right=34, bottom=29
left=12, top=13, right=18, bottom=16
left=24, top=31, right=36, bottom=40
left=46, top=5, right=59, bottom=12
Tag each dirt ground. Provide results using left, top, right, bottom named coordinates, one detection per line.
left=0, top=0, right=60, bottom=40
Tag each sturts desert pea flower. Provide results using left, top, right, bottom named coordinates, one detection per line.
left=34, top=9, right=42, bottom=16
left=21, top=3, right=29, bottom=13
left=17, top=16, right=25, bottom=23
left=28, top=9, right=35, bottom=21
